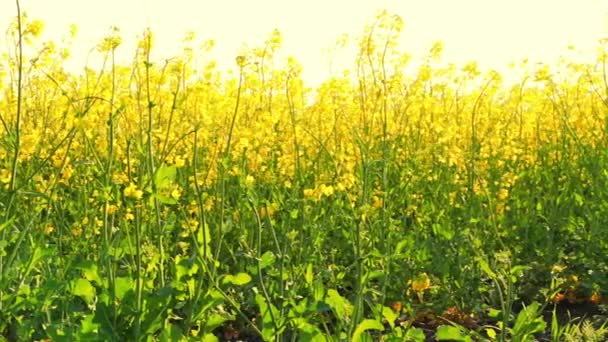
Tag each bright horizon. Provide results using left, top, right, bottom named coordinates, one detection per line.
left=1, top=0, right=607, bottom=87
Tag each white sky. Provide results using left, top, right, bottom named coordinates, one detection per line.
left=1, top=0, right=607, bottom=87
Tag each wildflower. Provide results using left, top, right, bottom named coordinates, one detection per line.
left=411, top=273, right=431, bottom=292
left=173, top=155, right=186, bottom=168
left=125, top=209, right=134, bottom=221
left=244, top=175, right=255, bottom=188
left=187, top=201, right=199, bottom=216
left=303, top=188, right=316, bottom=198
left=260, top=203, right=278, bottom=218
left=171, top=188, right=182, bottom=200
left=60, top=166, right=74, bottom=182
left=185, top=218, right=198, bottom=233
left=552, top=292, right=566, bottom=304
left=372, top=195, right=383, bottom=209
left=320, top=184, right=334, bottom=197
left=112, top=172, right=129, bottom=185
left=0, top=169, right=11, bottom=184
left=106, top=204, right=118, bottom=215
left=497, top=188, right=509, bottom=201
left=124, top=183, right=143, bottom=200
left=389, top=301, right=403, bottom=313
left=44, top=224, right=54, bottom=234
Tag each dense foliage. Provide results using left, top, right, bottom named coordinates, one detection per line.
left=1, top=10, right=607, bottom=341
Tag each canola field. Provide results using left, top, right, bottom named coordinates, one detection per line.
left=1, top=10, right=608, bottom=341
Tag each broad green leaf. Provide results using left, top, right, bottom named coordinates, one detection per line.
left=154, top=165, right=176, bottom=190
left=476, top=257, right=497, bottom=279
left=313, top=279, right=325, bottom=302
left=72, top=278, right=96, bottom=305
left=485, top=327, right=497, bottom=339
left=290, top=209, right=299, bottom=219
left=202, top=333, right=219, bottom=342
left=196, top=223, right=212, bottom=258
left=293, top=317, right=323, bottom=336
left=512, top=301, right=546, bottom=339
left=158, top=323, right=184, bottom=342
left=114, top=277, right=133, bottom=300
left=381, top=305, right=398, bottom=329
left=351, top=319, right=384, bottom=342
left=80, top=314, right=99, bottom=334
left=305, top=263, right=313, bottom=287
left=405, top=327, right=426, bottom=341
left=76, top=260, right=102, bottom=285
left=192, top=289, right=225, bottom=322
left=141, top=287, right=173, bottom=335
left=222, top=273, right=251, bottom=286
left=325, top=289, right=353, bottom=322
left=510, top=265, right=531, bottom=278
left=255, top=293, right=281, bottom=341
left=260, top=251, right=276, bottom=269
left=203, top=312, right=235, bottom=333
left=363, top=270, right=385, bottom=283
left=152, top=193, right=177, bottom=205
left=436, top=325, right=469, bottom=341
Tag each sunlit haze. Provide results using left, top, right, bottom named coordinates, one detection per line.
left=1, top=0, right=607, bottom=87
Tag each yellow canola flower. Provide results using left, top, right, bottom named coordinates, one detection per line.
left=173, top=155, right=186, bottom=168
left=320, top=184, right=334, bottom=197
left=125, top=209, right=135, bottom=221
left=0, top=169, right=11, bottom=184
left=497, top=188, right=509, bottom=201
left=303, top=188, right=316, bottom=198
left=171, top=188, right=182, bottom=200
left=245, top=175, right=256, bottom=188
left=410, top=273, right=431, bottom=292
left=124, top=183, right=143, bottom=200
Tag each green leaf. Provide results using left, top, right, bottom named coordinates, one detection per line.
left=203, top=312, right=235, bottom=333
left=192, top=289, right=226, bottom=322
left=158, top=323, right=184, bottom=342
left=381, top=305, right=398, bottom=330
left=196, top=222, right=212, bottom=258
left=141, top=287, right=173, bottom=335
left=313, top=279, right=325, bottom=302
left=305, top=263, right=313, bottom=287
left=222, top=273, right=251, bottom=286
left=152, top=193, right=177, bottom=205
left=405, top=327, right=426, bottom=341
left=325, top=289, right=353, bottom=322
left=512, top=301, right=546, bottom=339
left=80, top=314, right=99, bottom=334
left=363, top=270, right=385, bottom=283
left=476, top=257, right=497, bottom=279
left=76, top=260, right=102, bottom=285
left=293, top=317, right=324, bottom=338
left=154, top=165, right=176, bottom=190
left=72, top=278, right=96, bottom=305
left=574, top=193, right=584, bottom=206
left=290, top=209, right=299, bottom=219
left=436, top=325, right=469, bottom=341
left=202, top=333, right=219, bottom=342
left=114, top=277, right=133, bottom=300
left=485, top=327, right=497, bottom=339
left=488, top=308, right=501, bottom=318
left=351, top=319, right=383, bottom=342
left=510, top=265, right=531, bottom=278
left=260, top=251, right=276, bottom=269
left=255, top=293, right=282, bottom=341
